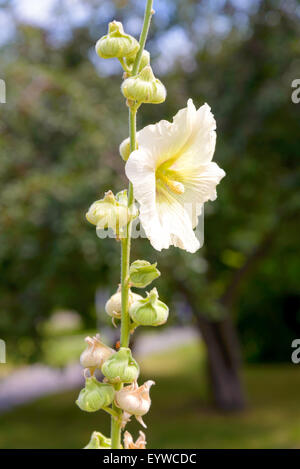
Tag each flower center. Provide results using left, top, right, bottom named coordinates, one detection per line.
left=156, top=169, right=185, bottom=195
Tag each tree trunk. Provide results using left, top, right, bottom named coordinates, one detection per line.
left=196, top=313, right=246, bottom=411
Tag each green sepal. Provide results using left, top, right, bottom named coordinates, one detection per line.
left=84, top=431, right=111, bottom=449
left=129, top=259, right=160, bottom=288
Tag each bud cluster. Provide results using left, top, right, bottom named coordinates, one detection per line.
left=78, top=333, right=156, bottom=446
left=77, top=254, right=168, bottom=444
left=95, top=19, right=166, bottom=112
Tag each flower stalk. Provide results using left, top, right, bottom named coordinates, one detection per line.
left=111, top=1, right=154, bottom=448
left=81, top=0, right=225, bottom=451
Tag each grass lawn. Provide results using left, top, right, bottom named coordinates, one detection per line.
left=0, top=342, right=300, bottom=449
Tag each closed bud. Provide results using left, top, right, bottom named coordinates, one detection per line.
left=119, top=137, right=131, bottom=161
left=121, top=66, right=166, bottom=104
left=115, top=380, right=155, bottom=428
left=76, top=377, right=115, bottom=412
left=125, top=50, right=150, bottom=73
left=101, top=347, right=139, bottom=384
left=119, top=135, right=141, bottom=162
left=105, top=285, right=143, bottom=320
left=123, top=431, right=146, bottom=449
left=86, top=190, right=137, bottom=238
left=96, top=21, right=140, bottom=59
left=129, top=260, right=160, bottom=288
left=129, top=288, right=169, bottom=327
left=84, top=431, right=111, bottom=449
left=80, top=334, right=115, bottom=374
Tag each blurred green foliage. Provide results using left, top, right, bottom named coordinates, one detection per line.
left=0, top=0, right=300, bottom=362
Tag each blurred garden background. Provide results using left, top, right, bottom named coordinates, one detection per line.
left=0, top=0, right=300, bottom=449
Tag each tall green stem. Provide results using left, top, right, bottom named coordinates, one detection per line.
left=110, top=0, right=154, bottom=450
left=132, top=0, right=154, bottom=75
left=110, top=382, right=122, bottom=449
left=110, top=110, right=136, bottom=450
left=120, top=106, right=137, bottom=349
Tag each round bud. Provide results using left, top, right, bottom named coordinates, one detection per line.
left=76, top=377, right=115, bottom=412
left=101, top=347, right=139, bottom=384
left=96, top=21, right=140, bottom=59
left=121, top=66, right=166, bottom=104
left=125, top=50, right=150, bottom=73
left=86, top=190, right=137, bottom=238
left=105, top=286, right=143, bottom=320
left=129, top=288, right=169, bottom=327
left=119, top=137, right=131, bottom=162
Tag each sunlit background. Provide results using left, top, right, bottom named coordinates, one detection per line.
left=0, top=0, right=300, bottom=449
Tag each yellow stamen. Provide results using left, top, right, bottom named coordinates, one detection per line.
left=158, top=172, right=185, bottom=194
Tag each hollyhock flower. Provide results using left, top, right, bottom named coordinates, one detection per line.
left=125, top=99, right=225, bottom=253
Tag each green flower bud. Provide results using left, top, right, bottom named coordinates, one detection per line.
left=121, top=65, right=166, bottom=104
left=129, top=260, right=160, bottom=288
left=96, top=21, right=140, bottom=59
left=101, top=347, right=139, bottom=384
left=125, top=50, right=150, bottom=73
left=129, top=288, right=169, bottom=327
left=84, top=431, right=111, bottom=449
left=119, top=137, right=131, bottom=161
left=86, top=190, right=137, bottom=238
left=76, top=377, right=115, bottom=412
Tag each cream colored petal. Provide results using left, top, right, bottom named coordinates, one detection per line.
left=137, top=99, right=196, bottom=168
left=126, top=148, right=201, bottom=253
left=173, top=162, right=226, bottom=228
left=171, top=103, right=216, bottom=171
left=155, top=186, right=200, bottom=253
left=125, top=149, right=170, bottom=251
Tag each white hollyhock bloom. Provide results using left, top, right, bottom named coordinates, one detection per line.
left=125, top=99, right=225, bottom=253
